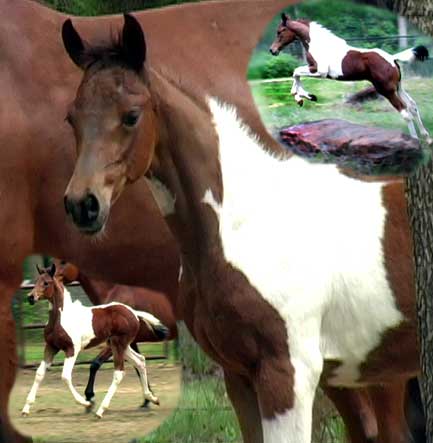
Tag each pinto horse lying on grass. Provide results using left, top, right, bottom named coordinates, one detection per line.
left=21, top=264, right=168, bottom=418
left=269, top=13, right=431, bottom=142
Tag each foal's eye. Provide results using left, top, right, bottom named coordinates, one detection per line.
left=43, top=282, right=48, bottom=287
left=122, top=111, right=140, bottom=128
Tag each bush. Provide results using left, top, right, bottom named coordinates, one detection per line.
left=263, top=53, right=298, bottom=79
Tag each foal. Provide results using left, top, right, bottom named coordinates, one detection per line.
left=270, top=13, right=430, bottom=141
left=21, top=264, right=168, bottom=418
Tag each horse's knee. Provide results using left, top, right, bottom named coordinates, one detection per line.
left=90, top=357, right=104, bottom=373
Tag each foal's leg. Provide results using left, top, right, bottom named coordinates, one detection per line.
left=369, top=380, right=411, bottom=443
left=224, top=370, right=263, bottom=443
left=130, top=342, right=153, bottom=409
left=291, top=66, right=323, bottom=105
left=62, top=348, right=91, bottom=407
left=21, top=345, right=58, bottom=416
left=124, top=346, right=159, bottom=405
left=383, top=90, right=418, bottom=139
left=398, top=86, right=431, bottom=142
left=323, top=386, right=378, bottom=443
left=84, top=346, right=113, bottom=405
left=258, top=344, right=323, bottom=443
left=95, top=342, right=126, bottom=418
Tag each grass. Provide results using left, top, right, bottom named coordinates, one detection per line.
left=250, top=75, right=433, bottom=138
left=138, top=377, right=241, bottom=443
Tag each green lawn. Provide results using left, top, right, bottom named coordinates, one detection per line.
left=138, top=377, right=241, bottom=443
left=250, top=76, right=433, bottom=138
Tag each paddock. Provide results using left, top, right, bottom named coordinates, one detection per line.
left=9, top=364, right=181, bottom=443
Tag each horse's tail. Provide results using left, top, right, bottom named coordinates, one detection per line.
left=394, top=45, right=429, bottom=63
left=405, top=377, right=426, bottom=443
left=134, top=310, right=170, bottom=340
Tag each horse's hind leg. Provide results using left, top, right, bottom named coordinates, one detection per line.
left=130, top=342, right=153, bottom=409
left=398, top=86, right=431, bottom=142
left=21, top=345, right=57, bottom=416
left=323, top=386, right=378, bottom=443
left=384, top=90, right=418, bottom=139
left=369, top=380, right=412, bottom=443
left=125, top=346, right=159, bottom=406
left=84, top=346, right=113, bottom=406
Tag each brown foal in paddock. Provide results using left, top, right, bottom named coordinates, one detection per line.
left=60, top=13, right=422, bottom=443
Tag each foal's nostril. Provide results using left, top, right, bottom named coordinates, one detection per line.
left=82, top=193, right=99, bottom=224
left=64, top=193, right=100, bottom=228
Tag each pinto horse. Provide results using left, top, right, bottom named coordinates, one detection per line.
left=62, top=14, right=422, bottom=443
left=56, top=260, right=177, bottom=408
left=22, top=264, right=168, bottom=418
left=269, top=13, right=430, bottom=142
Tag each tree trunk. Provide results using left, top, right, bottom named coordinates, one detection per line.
left=391, top=0, right=433, bottom=441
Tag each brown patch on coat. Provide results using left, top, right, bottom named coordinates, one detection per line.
left=90, top=305, right=140, bottom=348
left=182, top=249, right=294, bottom=419
left=359, top=182, right=418, bottom=382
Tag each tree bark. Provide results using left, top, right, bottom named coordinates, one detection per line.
left=389, top=0, right=433, bottom=441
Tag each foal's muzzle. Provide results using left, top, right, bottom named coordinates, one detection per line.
left=28, top=294, right=35, bottom=305
left=269, top=48, right=280, bottom=56
left=64, top=193, right=103, bottom=234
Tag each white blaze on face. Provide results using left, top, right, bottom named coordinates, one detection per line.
left=204, top=97, right=404, bottom=439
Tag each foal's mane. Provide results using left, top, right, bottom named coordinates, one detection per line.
left=82, top=31, right=131, bottom=71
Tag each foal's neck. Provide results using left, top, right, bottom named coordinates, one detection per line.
left=149, top=70, right=224, bottom=263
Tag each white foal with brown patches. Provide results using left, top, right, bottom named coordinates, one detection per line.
left=204, top=99, right=413, bottom=443
left=21, top=264, right=168, bottom=418
left=270, top=13, right=431, bottom=142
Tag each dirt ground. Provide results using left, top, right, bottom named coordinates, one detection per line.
left=9, top=363, right=181, bottom=443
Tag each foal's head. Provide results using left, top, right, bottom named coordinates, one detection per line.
left=28, top=264, right=58, bottom=305
left=62, top=14, right=158, bottom=234
left=269, top=13, right=297, bottom=56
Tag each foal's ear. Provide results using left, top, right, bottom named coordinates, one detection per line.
left=281, top=13, right=289, bottom=25
left=36, top=264, right=43, bottom=275
left=122, top=14, right=147, bottom=73
left=62, top=19, right=88, bottom=69
left=48, top=263, right=56, bottom=278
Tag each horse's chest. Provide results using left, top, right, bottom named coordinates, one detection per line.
left=186, top=258, right=291, bottom=374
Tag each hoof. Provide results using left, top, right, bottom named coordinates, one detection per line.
left=297, top=100, right=304, bottom=107
left=21, top=411, right=29, bottom=417
left=95, top=410, right=104, bottom=419
left=309, top=94, right=318, bottom=102
left=85, top=400, right=95, bottom=413
left=140, top=400, right=151, bottom=409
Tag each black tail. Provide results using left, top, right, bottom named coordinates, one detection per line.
left=152, top=323, right=170, bottom=340
left=405, top=377, right=426, bottom=443
left=413, top=45, right=429, bottom=62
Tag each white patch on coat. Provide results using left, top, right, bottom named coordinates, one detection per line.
left=59, top=288, right=95, bottom=349
left=307, top=22, right=396, bottom=78
left=145, top=176, right=176, bottom=216
left=205, top=98, right=404, bottom=388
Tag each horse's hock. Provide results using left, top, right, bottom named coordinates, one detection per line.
left=279, top=119, right=425, bottom=175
